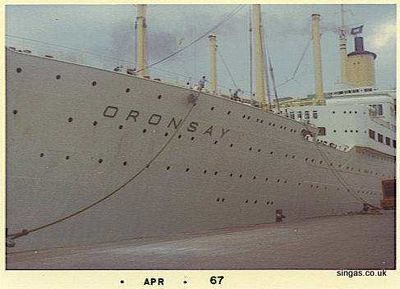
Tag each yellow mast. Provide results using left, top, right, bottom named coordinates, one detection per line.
left=252, top=4, right=268, bottom=109
left=311, top=14, right=325, bottom=105
left=208, top=33, right=217, bottom=93
left=136, top=4, right=148, bottom=77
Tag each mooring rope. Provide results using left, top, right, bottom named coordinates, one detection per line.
left=8, top=100, right=197, bottom=240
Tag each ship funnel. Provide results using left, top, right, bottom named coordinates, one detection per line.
left=136, top=4, right=148, bottom=77
left=208, top=33, right=217, bottom=93
left=346, top=34, right=377, bottom=87
left=354, top=36, right=364, bottom=52
left=311, top=14, right=325, bottom=105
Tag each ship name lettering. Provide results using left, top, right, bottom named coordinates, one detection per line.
left=203, top=125, right=213, bottom=136
left=126, top=110, right=139, bottom=121
left=103, top=106, right=119, bottom=118
left=220, top=128, right=230, bottom=138
left=148, top=114, right=162, bottom=125
left=167, top=117, right=183, bottom=129
left=102, top=106, right=230, bottom=139
left=187, top=121, right=199, bottom=132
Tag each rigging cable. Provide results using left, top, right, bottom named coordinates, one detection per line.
left=263, top=33, right=280, bottom=111
left=8, top=102, right=197, bottom=240
left=277, top=39, right=311, bottom=88
left=136, top=5, right=245, bottom=73
left=217, top=49, right=239, bottom=90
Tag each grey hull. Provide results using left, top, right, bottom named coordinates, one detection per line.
left=6, top=49, right=395, bottom=252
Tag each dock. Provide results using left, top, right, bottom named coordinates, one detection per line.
left=7, top=210, right=394, bottom=270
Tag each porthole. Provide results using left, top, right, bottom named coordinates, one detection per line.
left=277, top=179, right=280, bottom=182
left=249, top=147, right=252, bottom=151
left=247, top=116, right=251, bottom=120
left=297, top=182, right=301, bottom=186
left=270, top=201, right=273, bottom=205
left=257, top=149, right=261, bottom=152
left=272, top=123, right=276, bottom=127
left=265, top=178, right=269, bottom=182
left=230, top=143, right=233, bottom=147
left=214, top=140, right=218, bottom=144
left=211, top=107, right=215, bottom=111
left=92, top=81, right=97, bottom=86
left=203, top=170, right=207, bottom=174
left=214, top=171, right=218, bottom=176
left=190, top=136, right=195, bottom=141
left=126, top=88, right=130, bottom=93
left=305, top=158, right=308, bottom=161
left=284, top=180, right=287, bottom=183
left=216, top=198, right=220, bottom=202
left=158, top=95, right=162, bottom=99
left=260, top=120, right=264, bottom=123
left=292, top=155, right=296, bottom=159
left=227, top=111, right=231, bottom=115
left=185, top=168, right=190, bottom=172
left=221, top=198, right=225, bottom=202
left=166, top=166, right=171, bottom=170
left=245, top=200, right=249, bottom=203
left=123, top=161, right=127, bottom=166
left=16, top=68, right=22, bottom=73
left=68, top=117, right=73, bottom=122
left=270, top=151, right=273, bottom=155
left=143, top=129, right=147, bottom=133
left=12, top=110, right=17, bottom=115
left=239, top=174, right=243, bottom=178
left=119, top=125, right=123, bottom=129
left=319, top=161, right=323, bottom=164
left=93, top=121, right=98, bottom=126
left=65, top=156, right=70, bottom=160
left=253, top=176, right=256, bottom=180
left=165, top=132, right=169, bottom=137
left=229, top=173, right=233, bottom=177
left=254, top=200, right=258, bottom=204
left=267, top=201, right=270, bottom=205
left=178, top=134, right=182, bottom=139
left=56, top=74, right=61, bottom=80
left=242, top=115, right=246, bottom=119
left=40, top=153, right=44, bottom=157
left=98, top=159, right=103, bottom=163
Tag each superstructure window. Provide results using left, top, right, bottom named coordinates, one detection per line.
left=369, top=129, right=375, bottom=140
left=297, top=111, right=302, bottom=119
left=385, top=137, right=391, bottom=146
left=393, top=140, right=396, bottom=148
left=304, top=111, right=310, bottom=119
left=312, top=111, right=318, bottom=119
left=378, top=133, right=383, bottom=143
left=289, top=111, right=295, bottom=119
left=317, top=127, right=326, bottom=136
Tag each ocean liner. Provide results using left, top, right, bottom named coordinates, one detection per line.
left=6, top=4, right=395, bottom=252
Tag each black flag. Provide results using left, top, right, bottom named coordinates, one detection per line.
left=351, top=25, right=364, bottom=35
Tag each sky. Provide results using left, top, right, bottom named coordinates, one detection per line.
left=5, top=4, right=396, bottom=99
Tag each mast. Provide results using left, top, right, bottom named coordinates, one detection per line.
left=136, top=4, right=148, bottom=77
left=311, top=14, right=325, bottom=105
left=252, top=4, right=268, bottom=109
left=208, top=33, right=217, bottom=93
left=338, top=4, right=348, bottom=84
left=249, top=6, right=253, bottom=99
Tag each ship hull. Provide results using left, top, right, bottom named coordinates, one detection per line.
left=6, top=49, right=395, bottom=252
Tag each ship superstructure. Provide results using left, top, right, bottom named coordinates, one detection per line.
left=5, top=4, right=395, bottom=253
